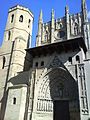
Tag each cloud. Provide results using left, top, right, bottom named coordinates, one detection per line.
left=88, top=11, right=90, bottom=18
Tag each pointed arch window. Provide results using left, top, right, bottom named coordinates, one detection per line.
left=74, top=22, right=78, bottom=35
left=44, top=31, right=48, bottom=41
left=28, top=19, right=31, bottom=28
left=60, top=23, right=63, bottom=28
left=19, top=15, right=23, bottom=22
left=76, top=55, right=80, bottom=63
left=8, top=31, right=11, bottom=40
left=2, top=56, right=6, bottom=69
left=68, top=57, right=72, bottom=64
left=11, top=14, right=14, bottom=23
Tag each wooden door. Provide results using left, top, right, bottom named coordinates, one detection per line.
left=54, top=100, right=70, bottom=120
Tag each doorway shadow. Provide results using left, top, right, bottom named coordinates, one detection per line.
left=48, top=67, right=80, bottom=120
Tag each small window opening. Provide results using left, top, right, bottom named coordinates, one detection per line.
left=13, top=97, right=16, bottom=104
left=41, top=61, right=44, bottom=66
left=2, top=56, right=6, bottom=69
left=11, top=14, right=14, bottom=23
left=68, top=57, right=72, bottom=64
left=60, top=24, right=63, bottom=28
left=8, top=31, right=11, bottom=40
left=19, top=15, right=23, bottom=22
left=28, top=19, right=31, bottom=28
left=29, top=19, right=31, bottom=23
left=35, top=62, right=38, bottom=67
left=74, top=22, right=78, bottom=35
left=76, top=55, right=80, bottom=63
left=44, top=31, right=48, bottom=41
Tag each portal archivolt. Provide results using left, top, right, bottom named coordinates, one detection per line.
left=36, top=67, right=78, bottom=112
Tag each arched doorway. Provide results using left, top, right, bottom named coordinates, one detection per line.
left=33, top=67, right=80, bottom=120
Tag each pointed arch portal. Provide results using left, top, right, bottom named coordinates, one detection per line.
left=34, top=66, right=80, bottom=120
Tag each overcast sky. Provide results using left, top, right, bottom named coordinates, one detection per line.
left=0, top=0, right=90, bottom=47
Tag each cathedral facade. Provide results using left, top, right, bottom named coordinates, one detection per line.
left=0, top=0, right=90, bottom=120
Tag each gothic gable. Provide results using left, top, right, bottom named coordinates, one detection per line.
left=49, top=55, right=65, bottom=68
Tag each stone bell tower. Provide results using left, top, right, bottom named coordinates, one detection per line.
left=0, top=5, right=34, bottom=120
left=3, top=5, right=33, bottom=45
left=2, top=5, right=34, bottom=78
